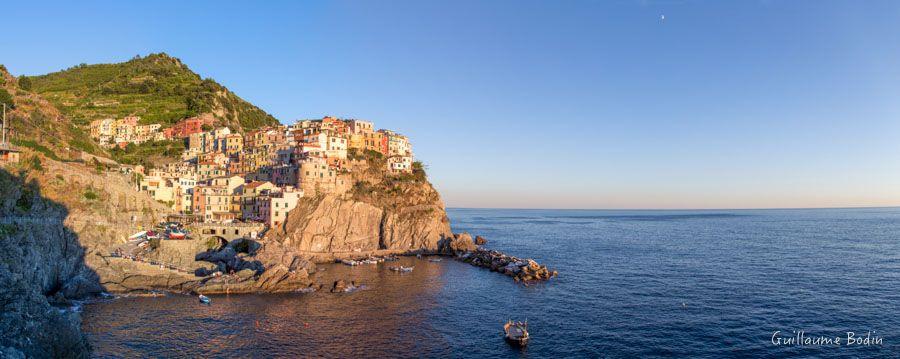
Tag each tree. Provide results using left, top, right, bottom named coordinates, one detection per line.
left=17, top=76, right=32, bottom=91
left=0, top=88, right=13, bottom=109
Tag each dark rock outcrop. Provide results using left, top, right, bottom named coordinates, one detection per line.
left=458, top=248, right=557, bottom=283
left=0, top=167, right=94, bottom=357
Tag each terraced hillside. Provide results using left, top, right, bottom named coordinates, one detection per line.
left=23, top=53, right=279, bottom=131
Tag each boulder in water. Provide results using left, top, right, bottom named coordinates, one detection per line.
left=331, top=279, right=348, bottom=293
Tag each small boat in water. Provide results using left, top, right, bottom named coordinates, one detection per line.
left=360, top=258, right=379, bottom=265
left=388, top=266, right=414, bottom=272
left=504, top=320, right=529, bottom=346
left=198, top=294, right=211, bottom=305
left=383, top=256, right=399, bottom=262
left=341, top=259, right=360, bottom=266
left=428, top=258, right=442, bottom=262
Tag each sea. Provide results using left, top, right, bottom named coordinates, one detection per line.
left=81, top=208, right=900, bottom=358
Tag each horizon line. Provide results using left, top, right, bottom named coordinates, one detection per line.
left=445, top=205, right=900, bottom=211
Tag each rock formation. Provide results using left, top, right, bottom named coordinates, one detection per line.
left=262, top=153, right=453, bottom=264
left=458, top=248, right=558, bottom=283
left=438, top=232, right=477, bottom=255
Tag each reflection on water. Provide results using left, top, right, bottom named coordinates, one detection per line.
left=84, top=208, right=900, bottom=358
left=83, top=257, right=463, bottom=358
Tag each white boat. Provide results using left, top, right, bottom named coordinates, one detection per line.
left=389, top=266, right=414, bottom=272
left=341, top=259, right=360, bottom=266
left=360, top=259, right=378, bottom=265
left=428, top=258, right=442, bottom=262
left=198, top=294, right=211, bottom=304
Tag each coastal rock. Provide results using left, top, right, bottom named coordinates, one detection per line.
left=236, top=268, right=256, bottom=281
left=474, top=235, right=487, bottom=245
left=454, top=243, right=557, bottom=284
left=438, top=232, right=477, bottom=255
left=331, top=279, right=348, bottom=293
left=269, top=194, right=451, bottom=256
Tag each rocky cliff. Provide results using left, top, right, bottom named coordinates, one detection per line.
left=261, top=152, right=452, bottom=265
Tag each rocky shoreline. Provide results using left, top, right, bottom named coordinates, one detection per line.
left=104, top=231, right=556, bottom=297
left=458, top=248, right=558, bottom=283
left=437, top=232, right=558, bottom=284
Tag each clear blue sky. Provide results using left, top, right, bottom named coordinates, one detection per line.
left=3, top=1, right=899, bottom=209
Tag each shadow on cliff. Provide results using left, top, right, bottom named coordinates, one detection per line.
left=194, top=238, right=264, bottom=276
left=0, top=166, right=99, bottom=358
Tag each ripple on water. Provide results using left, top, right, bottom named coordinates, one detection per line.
left=82, top=208, right=900, bottom=358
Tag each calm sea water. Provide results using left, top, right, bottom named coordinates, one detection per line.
left=82, top=208, right=900, bottom=358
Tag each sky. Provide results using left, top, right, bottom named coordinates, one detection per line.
left=2, top=1, right=899, bottom=209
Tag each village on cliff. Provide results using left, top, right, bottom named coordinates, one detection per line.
left=89, top=114, right=415, bottom=228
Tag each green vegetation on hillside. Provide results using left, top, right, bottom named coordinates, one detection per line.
left=25, top=53, right=279, bottom=130
left=11, top=139, right=61, bottom=161
left=0, top=88, right=13, bottom=109
left=108, top=139, right=185, bottom=168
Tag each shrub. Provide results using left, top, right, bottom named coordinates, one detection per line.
left=352, top=181, right=375, bottom=197
left=93, top=158, right=104, bottom=174
left=17, top=76, right=32, bottom=91
left=15, top=188, right=33, bottom=212
left=83, top=190, right=99, bottom=200
left=205, top=237, right=222, bottom=251
left=27, top=155, right=43, bottom=172
left=149, top=237, right=161, bottom=249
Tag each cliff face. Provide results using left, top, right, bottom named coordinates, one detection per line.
left=262, top=153, right=452, bottom=264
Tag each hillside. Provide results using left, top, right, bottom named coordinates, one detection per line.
left=0, top=65, right=105, bottom=160
left=23, top=53, right=279, bottom=132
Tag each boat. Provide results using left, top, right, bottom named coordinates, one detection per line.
left=428, top=258, right=442, bottom=262
left=167, top=230, right=187, bottom=240
left=198, top=294, right=211, bottom=305
left=383, top=256, right=399, bottom=262
left=341, top=259, right=360, bottom=266
left=504, top=320, right=529, bottom=346
left=360, top=259, right=378, bottom=265
left=389, top=266, right=414, bottom=272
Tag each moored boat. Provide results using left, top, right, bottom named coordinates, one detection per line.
left=504, top=320, right=529, bottom=346
left=341, top=259, right=360, bottom=266
left=167, top=230, right=187, bottom=240
left=388, top=266, right=414, bottom=272
left=198, top=294, right=211, bottom=305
